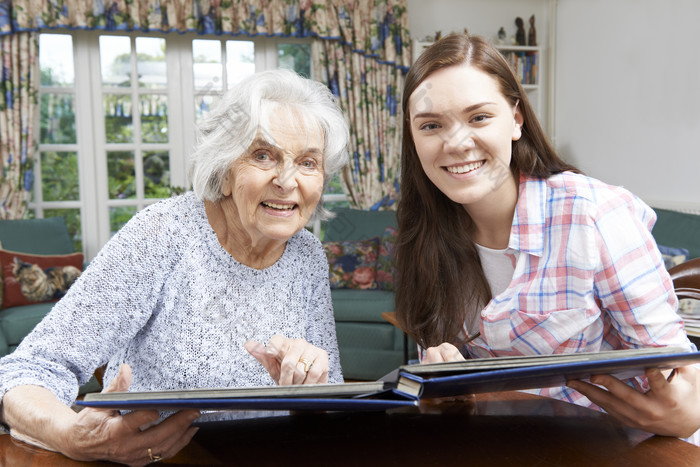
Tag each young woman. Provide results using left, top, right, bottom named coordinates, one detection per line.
left=395, top=33, right=700, bottom=441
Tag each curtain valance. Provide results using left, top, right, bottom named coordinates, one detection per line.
left=0, top=0, right=411, bottom=71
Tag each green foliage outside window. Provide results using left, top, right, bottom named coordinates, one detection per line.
left=41, top=151, right=80, bottom=202
left=40, top=94, right=76, bottom=144
left=110, top=206, right=137, bottom=236
left=278, top=43, right=311, bottom=78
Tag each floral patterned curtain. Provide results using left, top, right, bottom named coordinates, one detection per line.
left=0, top=31, right=37, bottom=219
left=0, top=0, right=411, bottom=211
left=314, top=39, right=403, bottom=209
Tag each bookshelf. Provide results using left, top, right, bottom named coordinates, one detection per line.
left=412, top=40, right=545, bottom=128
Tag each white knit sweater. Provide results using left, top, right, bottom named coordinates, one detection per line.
left=0, top=192, right=342, bottom=408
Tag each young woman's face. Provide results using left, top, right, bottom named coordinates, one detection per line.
left=408, top=63, right=523, bottom=208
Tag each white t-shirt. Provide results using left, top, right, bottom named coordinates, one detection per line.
left=466, top=244, right=518, bottom=337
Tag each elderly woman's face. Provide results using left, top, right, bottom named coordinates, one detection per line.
left=221, top=112, right=325, bottom=245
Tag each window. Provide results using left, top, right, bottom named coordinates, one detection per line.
left=98, top=35, right=172, bottom=235
left=36, top=34, right=82, bottom=251
left=34, top=32, right=340, bottom=259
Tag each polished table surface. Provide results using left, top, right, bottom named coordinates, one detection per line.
left=2, top=391, right=699, bottom=466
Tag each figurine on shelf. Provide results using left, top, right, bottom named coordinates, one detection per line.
left=496, top=26, right=506, bottom=45
left=528, top=15, right=537, bottom=46
left=515, top=17, right=526, bottom=45
left=435, top=30, right=442, bottom=41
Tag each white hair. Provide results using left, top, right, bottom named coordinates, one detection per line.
left=188, top=69, right=350, bottom=220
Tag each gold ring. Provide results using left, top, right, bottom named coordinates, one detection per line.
left=298, top=357, right=314, bottom=372
left=149, top=448, right=162, bottom=462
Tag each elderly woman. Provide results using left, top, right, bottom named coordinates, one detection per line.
left=0, top=69, right=349, bottom=465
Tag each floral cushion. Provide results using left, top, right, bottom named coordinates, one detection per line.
left=0, top=249, right=83, bottom=308
left=376, top=226, right=398, bottom=291
left=323, top=238, right=380, bottom=290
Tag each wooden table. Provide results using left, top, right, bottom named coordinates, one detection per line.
left=2, top=391, right=699, bottom=466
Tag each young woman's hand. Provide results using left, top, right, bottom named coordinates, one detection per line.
left=422, top=342, right=466, bottom=363
left=567, top=365, right=700, bottom=438
left=4, top=364, right=200, bottom=467
left=245, top=335, right=329, bottom=385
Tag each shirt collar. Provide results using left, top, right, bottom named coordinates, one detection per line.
left=508, top=174, right=546, bottom=257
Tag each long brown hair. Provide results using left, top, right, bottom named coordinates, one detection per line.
left=395, top=34, right=578, bottom=349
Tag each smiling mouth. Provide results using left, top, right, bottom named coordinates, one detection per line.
left=445, top=160, right=485, bottom=174
left=261, top=201, right=297, bottom=211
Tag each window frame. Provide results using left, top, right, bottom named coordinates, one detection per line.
left=33, top=31, right=343, bottom=259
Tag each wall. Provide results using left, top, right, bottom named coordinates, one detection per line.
left=554, top=0, right=700, bottom=211
left=407, top=0, right=553, bottom=129
left=407, top=0, right=550, bottom=42
left=407, top=0, right=700, bottom=211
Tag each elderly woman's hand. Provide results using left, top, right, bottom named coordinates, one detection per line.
left=5, top=364, right=200, bottom=467
left=64, top=364, right=201, bottom=465
left=567, top=365, right=700, bottom=438
left=245, top=335, right=329, bottom=385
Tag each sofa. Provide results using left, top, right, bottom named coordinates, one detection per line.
left=1, top=207, right=697, bottom=384
left=652, top=208, right=700, bottom=260
left=323, top=208, right=417, bottom=381
left=0, top=217, right=78, bottom=356
left=0, top=216, right=100, bottom=393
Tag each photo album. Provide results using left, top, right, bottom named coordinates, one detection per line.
left=78, top=346, right=700, bottom=412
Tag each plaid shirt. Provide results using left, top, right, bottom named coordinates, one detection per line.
left=464, top=172, right=694, bottom=406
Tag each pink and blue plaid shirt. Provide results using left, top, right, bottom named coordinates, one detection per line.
left=463, top=172, right=694, bottom=406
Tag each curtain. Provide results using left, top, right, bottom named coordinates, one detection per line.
left=0, top=31, right=37, bottom=219
left=310, top=0, right=408, bottom=210
left=313, top=39, right=403, bottom=209
left=0, top=0, right=411, bottom=211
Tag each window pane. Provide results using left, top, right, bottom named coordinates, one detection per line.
left=41, top=151, right=79, bottom=201
left=44, top=208, right=82, bottom=253
left=107, top=151, right=136, bottom=199
left=193, top=39, right=222, bottom=91
left=104, top=94, right=133, bottom=143
left=324, top=173, right=346, bottom=197
left=110, top=206, right=137, bottom=236
left=136, top=37, right=167, bottom=88
left=140, top=95, right=168, bottom=143
left=226, top=40, right=255, bottom=88
left=40, top=94, right=76, bottom=144
left=143, top=151, right=170, bottom=198
left=100, top=36, right=131, bottom=87
left=278, top=43, right=311, bottom=78
left=194, top=94, right=220, bottom=124
left=39, top=34, right=74, bottom=87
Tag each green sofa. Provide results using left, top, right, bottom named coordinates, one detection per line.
left=652, top=208, right=700, bottom=259
left=0, top=217, right=78, bottom=357
left=1, top=208, right=696, bottom=384
left=0, top=217, right=100, bottom=393
left=324, top=208, right=417, bottom=381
